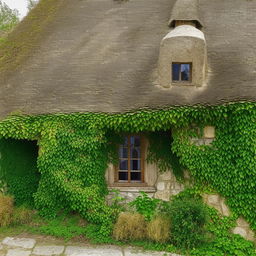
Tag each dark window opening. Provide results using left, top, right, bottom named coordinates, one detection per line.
left=172, top=63, right=192, bottom=82
left=117, top=135, right=144, bottom=183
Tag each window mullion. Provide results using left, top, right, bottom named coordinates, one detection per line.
left=128, top=135, right=131, bottom=183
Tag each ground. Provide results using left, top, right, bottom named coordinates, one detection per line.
left=0, top=235, right=181, bottom=256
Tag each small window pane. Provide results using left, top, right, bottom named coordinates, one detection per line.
left=119, top=160, right=128, bottom=170
left=181, top=64, right=190, bottom=81
left=119, top=147, right=128, bottom=158
left=172, top=63, right=180, bottom=81
left=131, top=172, right=141, bottom=181
left=119, top=172, right=128, bottom=181
left=123, top=136, right=128, bottom=146
left=131, top=159, right=141, bottom=170
left=131, top=148, right=140, bottom=158
left=130, top=136, right=140, bottom=147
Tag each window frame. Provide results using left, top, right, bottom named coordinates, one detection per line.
left=172, top=62, right=192, bottom=83
left=115, top=134, right=145, bottom=185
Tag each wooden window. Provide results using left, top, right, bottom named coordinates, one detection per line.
left=116, top=135, right=144, bottom=184
left=172, top=63, right=192, bottom=82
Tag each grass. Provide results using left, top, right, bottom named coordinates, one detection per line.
left=0, top=212, right=88, bottom=242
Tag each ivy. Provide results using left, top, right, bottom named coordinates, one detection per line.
left=0, top=102, right=256, bottom=243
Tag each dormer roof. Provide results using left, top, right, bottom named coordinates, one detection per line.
left=168, top=0, right=203, bottom=29
left=0, top=0, right=255, bottom=117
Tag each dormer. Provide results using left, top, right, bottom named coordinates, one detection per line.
left=158, top=0, right=207, bottom=88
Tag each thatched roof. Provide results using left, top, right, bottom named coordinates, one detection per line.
left=0, top=0, right=255, bottom=117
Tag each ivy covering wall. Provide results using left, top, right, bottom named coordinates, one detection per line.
left=0, top=102, right=256, bottom=236
left=0, top=139, right=39, bottom=206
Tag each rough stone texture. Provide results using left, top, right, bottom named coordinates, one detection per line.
left=203, top=126, right=215, bottom=139
left=232, top=217, right=256, bottom=242
left=159, top=24, right=207, bottom=88
left=65, top=246, right=123, bottom=256
left=154, top=171, right=184, bottom=201
left=124, top=248, right=181, bottom=256
left=6, top=249, right=31, bottom=256
left=32, top=245, right=64, bottom=255
left=203, top=194, right=256, bottom=242
left=203, top=194, right=230, bottom=217
left=2, top=237, right=36, bottom=249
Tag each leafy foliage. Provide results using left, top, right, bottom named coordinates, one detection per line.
left=0, top=1, right=19, bottom=36
left=169, top=198, right=208, bottom=249
left=129, top=192, right=160, bottom=221
left=147, top=131, right=184, bottom=180
left=0, top=102, right=256, bottom=250
left=0, top=139, right=39, bottom=206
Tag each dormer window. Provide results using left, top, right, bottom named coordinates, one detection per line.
left=172, top=63, right=192, bottom=82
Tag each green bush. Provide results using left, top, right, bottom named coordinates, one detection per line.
left=129, top=192, right=160, bottom=221
left=169, top=199, right=208, bottom=250
left=12, top=206, right=34, bottom=225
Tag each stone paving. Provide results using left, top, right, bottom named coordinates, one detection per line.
left=0, top=237, right=181, bottom=256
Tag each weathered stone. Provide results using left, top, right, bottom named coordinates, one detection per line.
left=33, top=245, right=64, bottom=255
left=6, top=249, right=31, bottom=256
left=124, top=248, right=181, bottom=256
left=65, top=246, right=122, bottom=256
left=220, top=199, right=231, bottom=217
left=247, top=230, right=255, bottom=242
left=2, top=237, right=36, bottom=249
left=237, top=217, right=250, bottom=228
left=203, top=126, right=215, bottom=139
left=159, top=171, right=172, bottom=181
left=233, top=227, right=247, bottom=238
left=154, top=191, right=170, bottom=201
left=207, top=194, right=219, bottom=205
left=156, top=182, right=165, bottom=191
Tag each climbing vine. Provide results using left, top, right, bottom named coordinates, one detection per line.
left=0, top=102, right=256, bottom=239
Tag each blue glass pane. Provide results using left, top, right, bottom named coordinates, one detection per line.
left=119, top=160, right=128, bottom=170
left=130, top=136, right=141, bottom=147
left=119, top=147, right=128, bottom=158
left=172, top=63, right=180, bottom=81
left=122, top=136, right=128, bottom=146
left=181, top=64, right=190, bottom=81
left=131, top=147, right=140, bottom=158
left=131, top=160, right=141, bottom=170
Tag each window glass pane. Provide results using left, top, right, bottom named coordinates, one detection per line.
left=119, top=160, right=128, bottom=170
left=131, top=172, right=141, bottom=181
left=130, top=136, right=140, bottom=147
left=181, top=64, right=190, bottom=81
left=172, top=63, right=180, bottom=81
left=131, top=147, right=140, bottom=158
left=131, top=159, right=141, bottom=170
left=119, top=147, right=128, bottom=158
left=124, top=136, right=128, bottom=146
left=119, top=172, right=128, bottom=181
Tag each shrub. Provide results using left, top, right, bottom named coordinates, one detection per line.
left=170, top=199, right=208, bottom=249
left=12, top=206, right=34, bottom=225
left=113, top=212, right=147, bottom=241
left=147, top=215, right=170, bottom=243
left=0, top=193, right=14, bottom=227
left=129, top=192, right=160, bottom=221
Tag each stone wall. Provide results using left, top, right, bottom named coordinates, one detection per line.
left=154, top=171, right=184, bottom=201
left=203, top=193, right=256, bottom=243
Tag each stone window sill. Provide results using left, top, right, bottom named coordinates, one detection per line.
left=108, top=185, right=156, bottom=193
